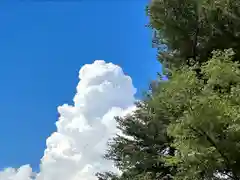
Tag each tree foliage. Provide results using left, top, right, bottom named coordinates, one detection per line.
left=101, top=100, right=175, bottom=180
left=156, top=49, right=240, bottom=179
left=96, top=0, right=240, bottom=179
left=147, top=0, right=240, bottom=68
left=97, top=49, right=240, bottom=180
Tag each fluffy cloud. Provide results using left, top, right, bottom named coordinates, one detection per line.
left=0, top=60, right=136, bottom=180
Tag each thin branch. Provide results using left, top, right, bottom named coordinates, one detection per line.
left=192, top=2, right=199, bottom=63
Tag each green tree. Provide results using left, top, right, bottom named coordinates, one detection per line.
left=97, top=49, right=240, bottom=180
left=154, top=49, right=240, bottom=180
left=101, top=100, right=175, bottom=180
left=147, top=0, right=240, bottom=68
left=95, top=1, right=240, bottom=179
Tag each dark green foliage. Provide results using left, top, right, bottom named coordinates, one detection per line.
left=96, top=172, right=120, bottom=180
left=147, top=0, right=240, bottom=68
left=103, top=101, right=175, bottom=180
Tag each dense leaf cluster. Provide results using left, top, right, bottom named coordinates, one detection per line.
left=147, top=0, right=240, bottom=68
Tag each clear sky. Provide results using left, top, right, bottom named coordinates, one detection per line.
left=0, top=0, right=160, bottom=172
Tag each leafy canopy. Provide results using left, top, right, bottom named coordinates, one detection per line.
left=154, top=49, right=240, bottom=179
left=147, top=0, right=240, bottom=68
left=97, top=49, right=240, bottom=180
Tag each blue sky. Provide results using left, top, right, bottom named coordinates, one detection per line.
left=0, top=0, right=160, bottom=171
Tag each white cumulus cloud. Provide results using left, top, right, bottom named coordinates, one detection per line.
left=0, top=60, right=136, bottom=180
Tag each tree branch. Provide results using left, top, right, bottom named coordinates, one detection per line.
left=190, top=126, right=239, bottom=180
